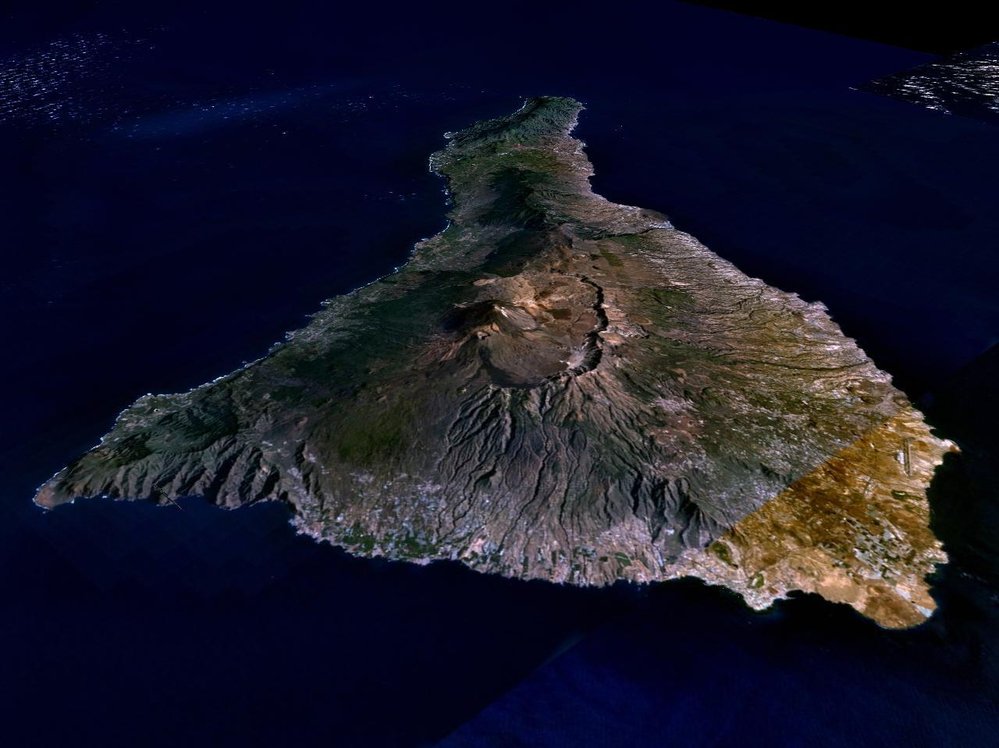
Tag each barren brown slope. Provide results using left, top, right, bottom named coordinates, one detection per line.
left=35, top=97, right=954, bottom=627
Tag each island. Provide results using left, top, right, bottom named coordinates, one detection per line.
left=35, top=97, right=955, bottom=628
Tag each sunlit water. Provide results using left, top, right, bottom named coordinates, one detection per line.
left=864, top=42, right=999, bottom=123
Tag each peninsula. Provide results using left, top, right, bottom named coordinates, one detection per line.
left=36, top=97, right=954, bottom=628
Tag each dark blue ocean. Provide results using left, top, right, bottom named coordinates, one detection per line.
left=2, top=2, right=997, bottom=745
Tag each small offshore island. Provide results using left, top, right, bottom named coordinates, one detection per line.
left=36, top=97, right=955, bottom=628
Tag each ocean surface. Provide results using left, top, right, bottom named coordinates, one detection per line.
left=1, top=2, right=997, bottom=745
left=863, top=42, right=999, bottom=124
